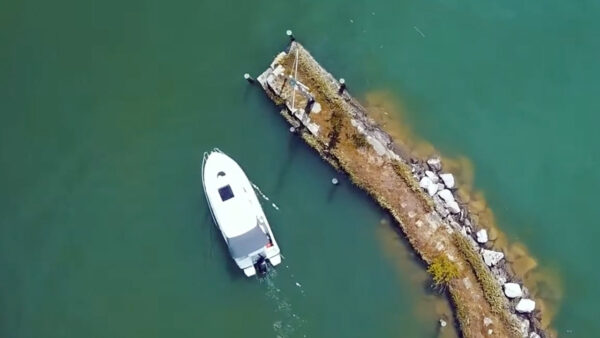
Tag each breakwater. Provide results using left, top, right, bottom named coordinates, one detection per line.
left=257, top=41, right=547, bottom=338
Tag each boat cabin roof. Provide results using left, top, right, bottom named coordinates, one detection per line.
left=228, top=225, right=269, bottom=258
left=204, top=151, right=263, bottom=238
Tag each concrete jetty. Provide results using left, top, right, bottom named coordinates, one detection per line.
left=257, top=41, right=546, bottom=338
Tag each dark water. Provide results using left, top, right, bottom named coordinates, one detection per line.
left=2, top=0, right=599, bottom=337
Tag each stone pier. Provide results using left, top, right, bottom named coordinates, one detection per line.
left=257, top=42, right=546, bottom=338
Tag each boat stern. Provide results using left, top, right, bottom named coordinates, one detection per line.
left=243, top=266, right=257, bottom=277
left=236, top=249, right=282, bottom=277
left=268, top=253, right=282, bottom=267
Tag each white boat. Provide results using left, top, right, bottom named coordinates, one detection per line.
left=202, top=149, right=282, bottom=277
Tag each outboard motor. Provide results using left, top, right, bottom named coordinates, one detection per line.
left=255, top=255, right=269, bottom=275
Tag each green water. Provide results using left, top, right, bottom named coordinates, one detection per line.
left=2, top=0, right=599, bottom=337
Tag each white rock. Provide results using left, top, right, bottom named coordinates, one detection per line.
left=369, top=137, right=387, bottom=156
left=438, top=189, right=454, bottom=203
left=516, top=299, right=536, bottom=313
left=483, top=317, right=493, bottom=327
left=482, top=249, right=504, bottom=266
left=427, top=157, right=442, bottom=171
left=311, top=102, right=321, bottom=113
left=487, top=329, right=493, bottom=335
left=425, top=170, right=439, bottom=183
left=440, top=173, right=455, bottom=189
left=476, top=229, right=488, bottom=244
left=503, top=283, right=523, bottom=298
left=437, top=183, right=445, bottom=191
left=529, top=332, right=541, bottom=338
left=419, top=176, right=432, bottom=189
left=446, top=200, right=460, bottom=214
left=420, top=177, right=438, bottom=196
left=427, top=184, right=438, bottom=196
left=516, top=317, right=530, bottom=337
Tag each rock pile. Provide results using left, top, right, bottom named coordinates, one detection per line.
left=412, top=156, right=540, bottom=337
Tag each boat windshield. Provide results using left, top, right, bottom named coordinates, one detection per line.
left=218, top=185, right=234, bottom=201
left=228, top=224, right=269, bottom=258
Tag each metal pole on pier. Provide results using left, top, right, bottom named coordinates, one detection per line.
left=338, top=78, right=346, bottom=94
left=286, top=29, right=295, bottom=42
left=244, top=73, right=255, bottom=83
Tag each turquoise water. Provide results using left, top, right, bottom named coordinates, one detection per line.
left=2, top=0, right=599, bottom=337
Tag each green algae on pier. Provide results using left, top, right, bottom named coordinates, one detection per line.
left=258, top=42, right=545, bottom=338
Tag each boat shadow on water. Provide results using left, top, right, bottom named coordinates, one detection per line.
left=324, top=174, right=460, bottom=336
left=273, top=130, right=303, bottom=195
left=379, top=212, right=462, bottom=338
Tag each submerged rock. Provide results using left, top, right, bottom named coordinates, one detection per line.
left=504, top=282, right=523, bottom=298
left=516, top=299, right=536, bottom=313
left=476, top=229, right=488, bottom=244
left=440, top=173, right=455, bottom=189
left=482, top=249, right=504, bottom=266
left=427, top=157, right=442, bottom=171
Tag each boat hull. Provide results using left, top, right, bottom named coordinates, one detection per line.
left=202, top=149, right=281, bottom=277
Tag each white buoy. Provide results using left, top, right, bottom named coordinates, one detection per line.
left=331, top=178, right=339, bottom=185
left=338, top=78, right=346, bottom=93
left=243, top=73, right=254, bottom=83
left=286, top=29, right=295, bottom=41
left=289, top=126, right=295, bottom=133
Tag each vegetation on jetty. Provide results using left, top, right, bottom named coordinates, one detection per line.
left=428, top=255, right=460, bottom=288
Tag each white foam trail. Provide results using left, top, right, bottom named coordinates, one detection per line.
left=251, top=182, right=280, bottom=211
left=260, top=270, right=304, bottom=338
left=414, top=26, right=426, bottom=38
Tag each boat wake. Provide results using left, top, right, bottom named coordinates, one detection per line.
left=260, top=268, right=305, bottom=338
left=251, top=182, right=280, bottom=211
